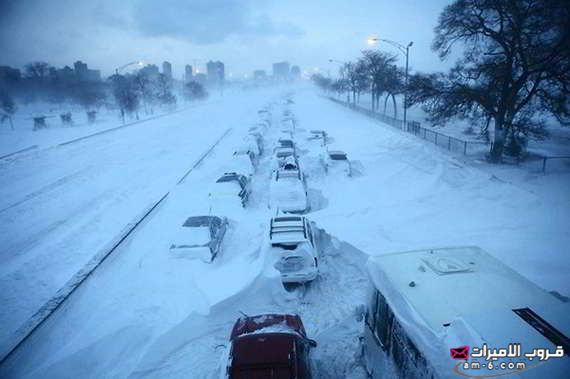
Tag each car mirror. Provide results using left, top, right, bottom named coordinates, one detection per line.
left=307, top=339, right=318, bottom=348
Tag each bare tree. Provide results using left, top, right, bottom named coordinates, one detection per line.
left=133, top=71, right=154, bottom=114
left=110, top=74, right=139, bottom=124
left=408, top=0, right=570, bottom=161
left=154, top=73, right=176, bottom=108
left=183, top=81, right=208, bottom=101
left=0, top=90, right=16, bottom=130
left=24, top=61, right=51, bottom=80
left=359, top=50, right=403, bottom=116
left=341, top=62, right=369, bottom=104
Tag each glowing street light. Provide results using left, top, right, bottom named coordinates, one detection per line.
left=114, top=60, right=145, bottom=75
left=366, top=37, right=413, bottom=124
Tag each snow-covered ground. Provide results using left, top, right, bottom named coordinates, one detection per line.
left=0, top=89, right=265, bottom=353
left=0, top=85, right=568, bottom=378
left=335, top=93, right=570, bottom=168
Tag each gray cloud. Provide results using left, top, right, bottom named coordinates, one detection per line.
left=132, top=0, right=303, bottom=44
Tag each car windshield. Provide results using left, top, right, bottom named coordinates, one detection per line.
left=276, top=151, right=293, bottom=158
left=216, top=175, right=238, bottom=183
left=329, top=152, right=347, bottom=160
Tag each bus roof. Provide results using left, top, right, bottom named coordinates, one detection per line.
left=366, top=246, right=570, bottom=377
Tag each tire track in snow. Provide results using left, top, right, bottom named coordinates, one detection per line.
left=0, top=166, right=94, bottom=215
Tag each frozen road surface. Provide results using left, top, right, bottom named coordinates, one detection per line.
left=1, top=86, right=569, bottom=378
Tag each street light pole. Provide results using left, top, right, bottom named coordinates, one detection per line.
left=404, top=44, right=410, bottom=125
left=367, top=38, right=413, bottom=124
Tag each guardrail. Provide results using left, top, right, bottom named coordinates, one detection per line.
left=328, top=97, right=488, bottom=155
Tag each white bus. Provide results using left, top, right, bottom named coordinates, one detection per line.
left=363, top=246, right=570, bottom=379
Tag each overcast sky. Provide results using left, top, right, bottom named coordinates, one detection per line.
left=0, top=0, right=455, bottom=79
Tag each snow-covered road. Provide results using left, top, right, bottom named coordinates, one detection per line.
left=1, top=86, right=568, bottom=379
left=0, top=89, right=276, bottom=352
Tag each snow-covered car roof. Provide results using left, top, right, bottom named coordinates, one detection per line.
left=174, top=216, right=224, bottom=246
left=174, top=223, right=211, bottom=246
left=231, top=313, right=305, bottom=339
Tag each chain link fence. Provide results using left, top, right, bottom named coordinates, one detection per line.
left=328, top=97, right=570, bottom=173
left=328, top=97, right=488, bottom=155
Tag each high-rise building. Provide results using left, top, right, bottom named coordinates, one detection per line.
left=253, top=70, right=267, bottom=80
left=290, top=65, right=301, bottom=80
left=162, top=61, right=172, bottom=79
left=140, top=64, right=159, bottom=78
left=73, top=61, right=101, bottom=82
left=206, top=60, right=225, bottom=86
left=272, top=62, right=290, bottom=80
left=185, top=65, right=193, bottom=82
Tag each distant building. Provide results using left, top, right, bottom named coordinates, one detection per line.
left=273, top=61, right=290, bottom=80
left=253, top=70, right=267, bottom=80
left=50, top=66, right=75, bottom=81
left=185, top=65, right=193, bottom=82
left=206, top=60, right=225, bottom=86
left=140, top=64, right=159, bottom=78
left=73, top=61, right=101, bottom=82
left=290, top=65, right=301, bottom=80
left=194, top=73, right=207, bottom=86
left=162, top=61, right=172, bottom=79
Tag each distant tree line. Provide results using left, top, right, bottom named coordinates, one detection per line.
left=312, top=50, right=404, bottom=118
left=0, top=61, right=209, bottom=127
left=313, top=0, right=570, bottom=162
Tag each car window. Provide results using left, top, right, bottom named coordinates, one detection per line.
left=296, top=339, right=311, bottom=378
left=306, top=222, right=315, bottom=247
left=374, top=291, right=394, bottom=350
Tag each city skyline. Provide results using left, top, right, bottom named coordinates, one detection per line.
left=0, top=0, right=455, bottom=79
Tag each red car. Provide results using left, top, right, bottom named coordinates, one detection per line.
left=226, top=313, right=317, bottom=379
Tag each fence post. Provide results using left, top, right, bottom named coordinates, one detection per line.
left=542, top=157, right=547, bottom=173
left=448, top=138, right=451, bottom=151
left=464, top=141, right=467, bottom=155
left=435, top=133, right=438, bottom=145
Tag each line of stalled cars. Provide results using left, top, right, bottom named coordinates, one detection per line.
left=168, top=108, right=266, bottom=263
left=220, top=104, right=321, bottom=379
left=220, top=105, right=362, bottom=378
left=219, top=102, right=570, bottom=379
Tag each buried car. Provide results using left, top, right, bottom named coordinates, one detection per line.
left=322, top=150, right=351, bottom=176
left=225, top=313, right=317, bottom=379
left=209, top=172, right=251, bottom=208
left=230, top=149, right=256, bottom=177
left=268, top=216, right=319, bottom=283
left=269, top=168, right=308, bottom=213
left=169, top=216, right=228, bottom=262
